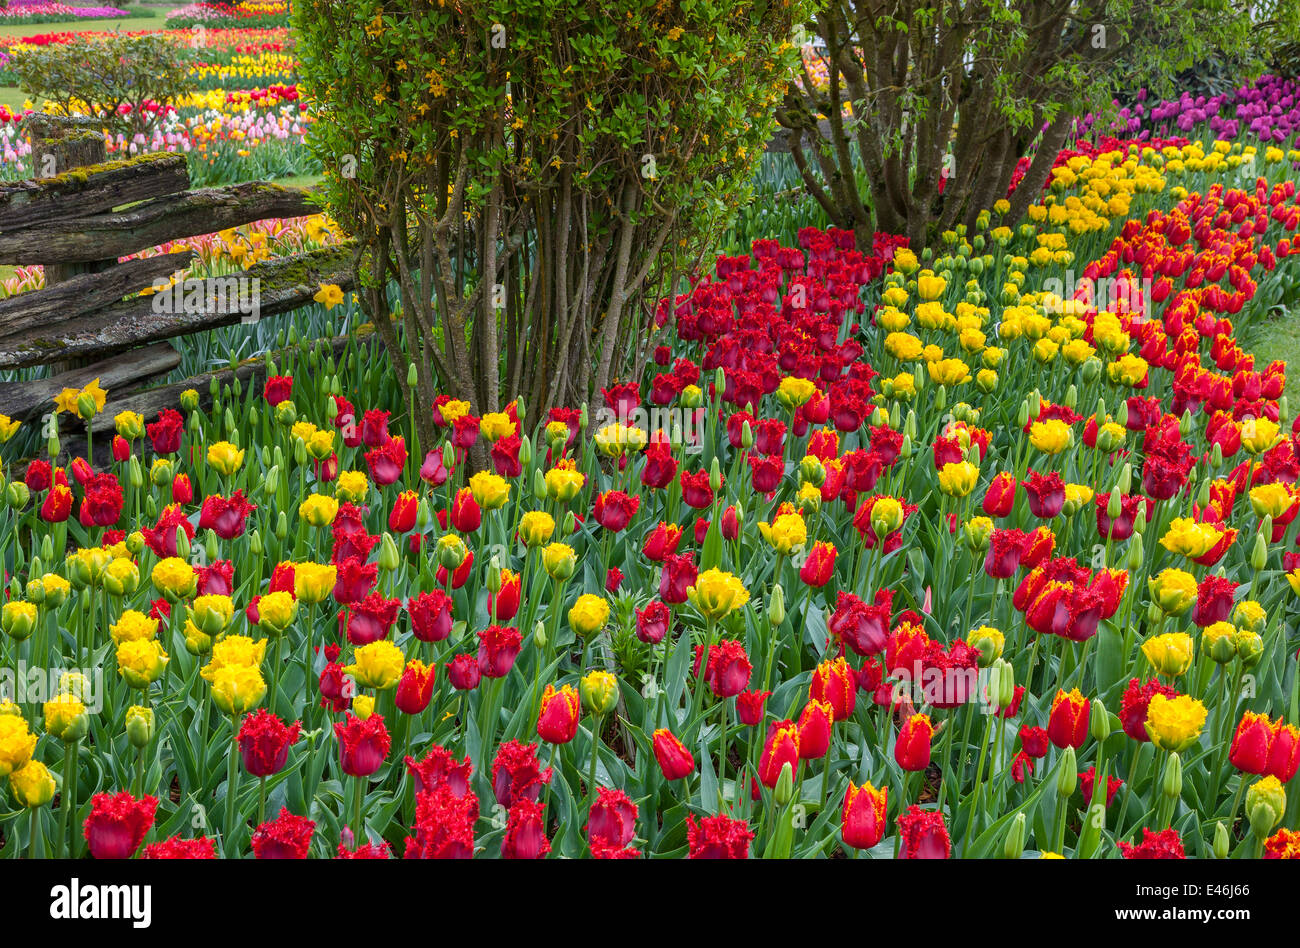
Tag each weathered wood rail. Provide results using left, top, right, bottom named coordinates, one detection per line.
left=0, top=114, right=356, bottom=433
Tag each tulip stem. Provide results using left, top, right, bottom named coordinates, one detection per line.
left=716, top=700, right=728, bottom=814
left=353, top=775, right=365, bottom=845
left=257, top=776, right=267, bottom=827
left=962, top=712, right=995, bottom=855
left=587, top=713, right=603, bottom=809
left=1226, top=775, right=1246, bottom=838
left=225, top=712, right=240, bottom=857
left=29, top=807, right=42, bottom=859
left=59, top=740, right=75, bottom=859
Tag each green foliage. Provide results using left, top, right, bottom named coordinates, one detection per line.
left=10, top=34, right=196, bottom=139
left=782, top=0, right=1300, bottom=246
left=295, top=0, right=810, bottom=442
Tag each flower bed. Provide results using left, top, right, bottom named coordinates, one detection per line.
left=2, top=122, right=1300, bottom=860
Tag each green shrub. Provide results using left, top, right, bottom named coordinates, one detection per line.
left=11, top=34, right=196, bottom=140
left=781, top=0, right=1300, bottom=247
left=296, top=0, right=809, bottom=447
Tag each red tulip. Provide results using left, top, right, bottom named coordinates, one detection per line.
left=758, top=719, right=801, bottom=787
left=83, top=792, right=158, bottom=859
left=477, top=625, right=522, bottom=678
left=492, top=740, right=552, bottom=808
left=40, top=484, right=73, bottom=522
left=593, top=490, right=640, bottom=533
left=447, top=654, right=481, bottom=691
left=501, top=799, right=550, bottom=859
left=796, top=699, right=833, bottom=759
left=587, top=786, right=638, bottom=850
left=408, top=590, right=454, bottom=642
left=894, top=713, right=933, bottom=772
left=388, top=489, right=418, bottom=533
left=264, top=375, right=293, bottom=406
left=537, top=684, right=580, bottom=744
left=685, top=813, right=752, bottom=859
left=1047, top=688, right=1090, bottom=749
left=810, top=657, right=856, bottom=721
left=737, top=689, right=770, bottom=727
left=652, top=728, right=695, bottom=780
left=334, top=713, right=391, bottom=777
left=251, top=808, right=315, bottom=859
left=799, top=541, right=837, bottom=586
left=841, top=780, right=887, bottom=849
left=897, top=805, right=950, bottom=859
left=395, top=661, right=437, bottom=715
left=238, top=710, right=301, bottom=777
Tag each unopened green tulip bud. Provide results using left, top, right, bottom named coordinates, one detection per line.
left=1210, top=441, right=1224, bottom=468
left=1236, top=629, right=1264, bottom=668
left=1212, top=820, right=1230, bottom=858
left=934, top=385, right=947, bottom=412
left=563, top=510, right=576, bottom=534
left=579, top=403, right=589, bottom=431
left=533, top=619, right=547, bottom=650
left=76, top=392, right=98, bottom=421
left=6, top=481, right=30, bottom=509
left=1115, top=401, right=1129, bottom=428
left=769, top=583, right=786, bottom=627
left=1106, top=491, right=1122, bottom=520
left=125, top=705, right=155, bottom=749
left=1197, top=476, right=1212, bottom=508
left=740, top=420, right=754, bottom=451
left=1016, top=400, right=1030, bottom=428
left=175, top=528, right=191, bottom=561
left=265, top=465, right=280, bottom=494
left=1057, top=745, right=1077, bottom=797
left=1250, top=531, right=1268, bottom=571
left=293, top=436, right=307, bottom=467
left=1246, top=775, right=1286, bottom=838
left=996, top=658, right=1015, bottom=710
left=1, top=600, right=37, bottom=641
left=904, top=410, right=917, bottom=441
left=144, top=494, right=158, bottom=519
left=1003, top=812, right=1026, bottom=859
left=1162, top=751, right=1182, bottom=800
left=249, top=529, right=263, bottom=556
left=889, top=402, right=900, bottom=429
left=1090, top=698, right=1111, bottom=742
left=532, top=467, right=547, bottom=501
left=1279, top=395, right=1289, bottom=425
left=1065, top=384, right=1078, bottom=410
left=47, top=434, right=60, bottom=458
left=709, top=457, right=722, bottom=493
left=417, top=499, right=432, bottom=530
left=407, top=362, right=418, bottom=387
left=1081, top=357, right=1102, bottom=383
left=1126, top=533, right=1144, bottom=572
left=519, top=435, right=532, bottom=470
left=275, top=511, right=288, bottom=542
left=774, top=761, right=795, bottom=806
left=378, top=533, right=401, bottom=572
left=486, top=557, right=503, bottom=593
left=580, top=670, right=620, bottom=717
left=205, top=530, right=219, bottom=564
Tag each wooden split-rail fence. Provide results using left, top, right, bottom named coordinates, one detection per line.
left=0, top=113, right=356, bottom=456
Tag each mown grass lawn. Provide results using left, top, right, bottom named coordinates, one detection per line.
left=0, top=9, right=163, bottom=40
left=1242, top=306, right=1300, bottom=403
